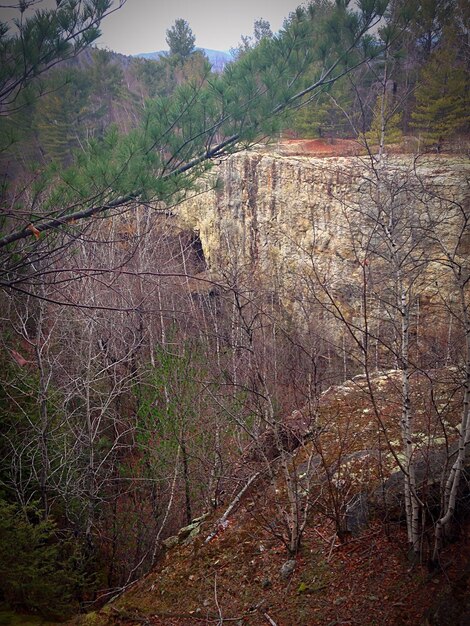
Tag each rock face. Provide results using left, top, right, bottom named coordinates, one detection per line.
left=178, top=151, right=361, bottom=283
left=177, top=151, right=470, bottom=295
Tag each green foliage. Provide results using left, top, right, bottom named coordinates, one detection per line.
left=290, top=76, right=355, bottom=138
left=34, top=51, right=126, bottom=163
left=134, top=57, right=175, bottom=98
left=0, top=0, right=114, bottom=113
left=132, top=338, right=229, bottom=516
left=364, top=92, right=403, bottom=146
left=134, top=50, right=211, bottom=100
left=87, top=49, right=125, bottom=126
left=165, top=19, right=196, bottom=61
left=0, top=606, right=59, bottom=626
left=404, top=0, right=456, bottom=55
left=282, top=0, right=378, bottom=139
left=411, top=33, right=469, bottom=147
left=231, top=17, right=273, bottom=59
left=0, top=500, right=90, bottom=619
left=136, top=341, right=208, bottom=457
left=0, top=85, right=36, bottom=155
left=2, top=48, right=127, bottom=166
left=35, top=68, right=92, bottom=163
left=0, top=355, right=41, bottom=497
left=253, top=18, right=273, bottom=43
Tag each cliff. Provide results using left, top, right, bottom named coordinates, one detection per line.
left=177, top=150, right=469, bottom=292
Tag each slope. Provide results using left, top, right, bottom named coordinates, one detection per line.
left=73, top=369, right=470, bottom=626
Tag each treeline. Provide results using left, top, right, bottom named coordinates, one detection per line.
left=0, top=46, right=212, bottom=171
left=290, top=0, right=470, bottom=149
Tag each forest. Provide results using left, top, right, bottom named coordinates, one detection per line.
left=0, top=0, right=469, bottom=624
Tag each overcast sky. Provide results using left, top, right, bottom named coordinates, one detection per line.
left=0, top=1, right=307, bottom=56
left=97, top=0, right=307, bottom=55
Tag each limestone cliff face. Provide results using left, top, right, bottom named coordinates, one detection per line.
left=177, top=150, right=469, bottom=295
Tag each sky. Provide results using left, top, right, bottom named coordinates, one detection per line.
left=0, top=0, right=307, bottom=57
left=97, top=0, right=307, bottom=55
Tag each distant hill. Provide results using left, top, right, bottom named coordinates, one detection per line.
left=134, top=48, right=233, bottom=72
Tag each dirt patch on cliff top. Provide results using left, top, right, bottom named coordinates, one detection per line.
left=278, top=138, right=364, bottom=157
left=268, top=136, right=469, bottom=157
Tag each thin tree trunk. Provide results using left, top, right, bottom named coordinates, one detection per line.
left=399, top=286, right=420, bottom=555
left=181, top=437, right=192, bottom=524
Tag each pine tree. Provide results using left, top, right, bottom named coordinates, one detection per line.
left=412, top=34, right=469, bottom=149
left=291, top=76, right=355, bottom=139
left=230, top=18, right=273, bottom=59
left=165, top=19, right=196, bottom=62
left=253, top=18, right=273, bottom=43
left=35, top=68, right=92, bottom=163
left=365, top=92, right=403, bottom=146
left=0, top=0, right=116, bottom=113
left=88, top=49, right=125, bottom=134
left=0, top=499, right=91, bottom=619
left=134, top=57, right=176, bottom=98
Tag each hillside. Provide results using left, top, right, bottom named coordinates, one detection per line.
left=73, top=369, right=470, bottom=626
left=66, top=145, right=470, bottom=625
left=134, top=48, right=232, bottom=72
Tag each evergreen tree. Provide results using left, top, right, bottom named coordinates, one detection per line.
left=0, top=499, right=91, bottom=619
left=0, top=0, right=118, bottom=113
left=365, top=91, right=403, bottom=146
left=231, top=17, right=273, bottom=59
left=165, top=19, right=196, bottom=62
left=35, top=68, right=92, bottom=163
left=253, top=18, right=273, bottom=43
left=412, top=33, right=469, bottom=148
left=134, top=56, right=176, bottom=98
left=88, top=48, right=125, bottom=135
left=290, top=76, right=356, bottom=138
left=401, top=0, right=455, bottom=57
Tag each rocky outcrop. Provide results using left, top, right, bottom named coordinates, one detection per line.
left=161, top=512, right=210, bottom=550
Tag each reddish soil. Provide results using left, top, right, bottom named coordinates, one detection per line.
left=277, top=138, right=365, bottom=157
left=90, top=515, right=470, bottom=626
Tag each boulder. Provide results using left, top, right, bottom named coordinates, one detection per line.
left=177, top=520, right=201, bottom=541
left=162, top=512, right=210, bottom=550
left=280, top=559, right=296, bottom=579
left=246, top=410, right=313, bottom=462
left=372, top=448, right=459, bottom=520
left=162, top=535, right=179, bottom=550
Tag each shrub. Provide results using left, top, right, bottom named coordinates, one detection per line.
left=0, top=499, right=88, bottom=620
